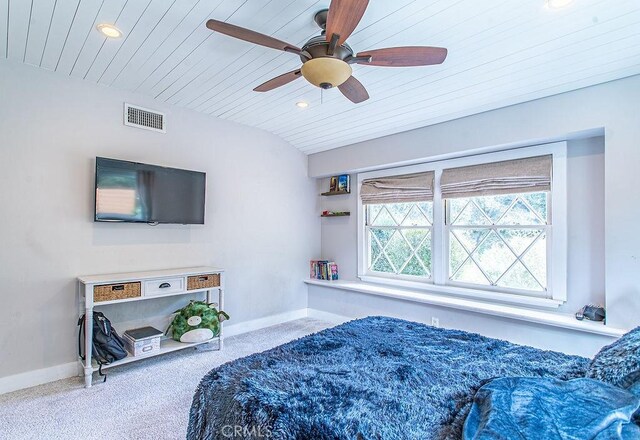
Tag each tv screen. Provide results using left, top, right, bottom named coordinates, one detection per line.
left=95, top=157, right=206, bottom=224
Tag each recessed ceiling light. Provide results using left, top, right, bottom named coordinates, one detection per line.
left=96, top=24, right=123, bottom=39
left=296, top=101, right=309, bottom=109
left=545, top=0, right=575, bottom=9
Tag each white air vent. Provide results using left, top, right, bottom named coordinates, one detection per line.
left=124, top=103, right=166, bottom=133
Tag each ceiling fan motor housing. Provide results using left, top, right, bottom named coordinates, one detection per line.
left=300, top=36, right=354, bottom=89
left=301, top=36, right=354, bottom=61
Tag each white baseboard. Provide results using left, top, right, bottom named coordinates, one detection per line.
left=306, top=308, right=351, bottom=325
left=0, top=308, right=347, bottom=395
left=0, top=308, right=310, bottom=395
left=0, top=362, right=79, bottom=395
left=224, top=308, right=309, bottom=337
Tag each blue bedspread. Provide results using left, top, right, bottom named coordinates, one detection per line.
left=187, top=317, right=588, bottom=440
left=463, top=377, right=640, bottom=440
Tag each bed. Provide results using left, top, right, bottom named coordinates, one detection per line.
left=187, top=316, right=604, bottom=439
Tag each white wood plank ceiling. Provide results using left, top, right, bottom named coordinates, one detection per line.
left=2, top=0, right=639, bottom=154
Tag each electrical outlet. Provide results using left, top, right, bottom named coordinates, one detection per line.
left=431, top=317, right=440, bottom=327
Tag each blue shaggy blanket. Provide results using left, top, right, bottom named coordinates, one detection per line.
left=187, top=317, right=588, bottom=440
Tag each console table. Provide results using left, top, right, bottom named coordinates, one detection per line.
left=77, top=266, right=224, bottom=387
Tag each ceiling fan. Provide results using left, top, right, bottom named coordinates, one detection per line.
left=206, top=0, right=448, bottom=104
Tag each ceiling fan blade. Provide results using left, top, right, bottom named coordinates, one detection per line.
left=206, top=19, right=302, bottom=55
left=254, top=69, right=303, bottom=92
left=356, top=46, right=448, bottom=67
left=325, top=0, right=369, bottom=46
left=338, top=76, right=369, bottom=104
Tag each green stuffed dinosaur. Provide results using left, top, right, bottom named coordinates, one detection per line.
left=166, top=300, right=229, bottom=343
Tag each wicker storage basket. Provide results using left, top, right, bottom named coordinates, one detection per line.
left=187, top=274, right=220, bottom=290
left=94, top=282, right=141, bottom=302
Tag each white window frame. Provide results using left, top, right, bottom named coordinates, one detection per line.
left=444, top=193, right=551, bottom=298
left=357, top=142, right=567, bottom=308
left=364, top=202, right=434, bottom=282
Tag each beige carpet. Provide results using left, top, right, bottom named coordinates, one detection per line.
left=0, top=318, right=332, bottom=440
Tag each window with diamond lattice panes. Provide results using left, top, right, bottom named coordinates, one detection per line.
left=446, top=192, right=548, bottom=293
left=366, top=201, right=433, bottom=279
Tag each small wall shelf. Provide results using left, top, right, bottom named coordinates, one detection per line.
left=321, top=190, right=350, bottom=196
left=321, top=212, right=350, bottom=217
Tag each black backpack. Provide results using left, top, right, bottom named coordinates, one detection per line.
left=78, top=311, right=128, bottom=381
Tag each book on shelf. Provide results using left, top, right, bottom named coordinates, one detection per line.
left=337, top=175, right=350, bottom=193
left=329, top=176, right=338, bottom=192
left=329, top=263, right=338, bottom=280
left=309, top=260, right=339, bottom=281
left=326, top=174, right=350, bottom=194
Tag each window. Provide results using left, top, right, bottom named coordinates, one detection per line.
left=361, top=171, right=435, bottom=281
left=357, top=143, right=567, bottom=306
left=366, top=201, right=433, bottom=279
left=446, top=192, right=548, bottom=294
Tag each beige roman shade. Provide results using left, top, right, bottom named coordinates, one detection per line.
left=441, top=155, right=552, bottom=199
left=360, top=171, right=435, bottom=205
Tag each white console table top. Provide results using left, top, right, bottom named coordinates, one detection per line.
left=78, top=266, right=224, bottom=284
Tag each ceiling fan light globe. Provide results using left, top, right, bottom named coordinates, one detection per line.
left=301, top=58, right=352, bottom=89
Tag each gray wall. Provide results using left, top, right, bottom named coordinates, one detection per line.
left=0, top=60, right=319, bottom=379
left=312, top=137, right=611, bottom=357
left=317, top=137, right=605, bottom=317
left=309, top=74, right=640, bottom=331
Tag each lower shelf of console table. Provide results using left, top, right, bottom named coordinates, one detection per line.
left=90, top=336, right=220, bottom=372
left=77, top=266, right=225, bottom=387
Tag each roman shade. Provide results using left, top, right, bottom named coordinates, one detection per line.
left=441, top=155, right=552, bottom=199
left=360, top=171, right=435, bottom=205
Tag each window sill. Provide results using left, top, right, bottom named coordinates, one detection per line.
left=304, top=279, right=626, bottom=338
left=359, top=275, right=563, bottom=309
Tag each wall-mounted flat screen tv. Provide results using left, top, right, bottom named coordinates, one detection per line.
left=95, top=157, right=206, bottom=224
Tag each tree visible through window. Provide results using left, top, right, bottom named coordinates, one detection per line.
left=366, top=202, right=433, bottom=279
left=446, top=192, right=548, bottom=292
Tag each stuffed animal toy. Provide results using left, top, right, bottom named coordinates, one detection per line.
left=166, top=300, right=229, bottom=343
